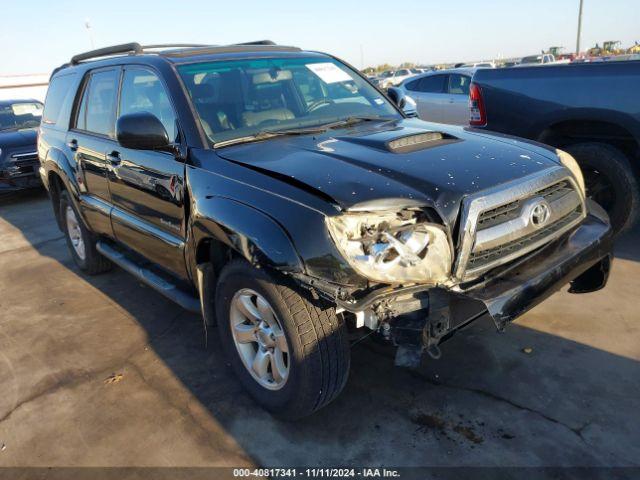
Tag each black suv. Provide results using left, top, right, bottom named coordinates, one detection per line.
left=39, top=42, right=613, bottom=419
left=1, top=99, right=43, bottom=192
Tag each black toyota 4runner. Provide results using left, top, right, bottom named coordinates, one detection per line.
left=38, top=42, right=613, bottom=419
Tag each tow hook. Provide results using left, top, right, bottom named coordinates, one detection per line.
left=393, top=292, right=450, bottom=368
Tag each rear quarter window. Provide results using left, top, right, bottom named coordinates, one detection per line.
left=42, top=73, right=77, bottom=128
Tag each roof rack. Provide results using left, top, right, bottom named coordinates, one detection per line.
left=70, top=42, right=143, bottom=65
left=233, top=40, right=277, bottom=46
left=69, top=40, right=286, bottom=65
left=142, top=43, right=214, bottom=50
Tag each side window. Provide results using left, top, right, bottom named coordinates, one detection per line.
left=404, top=78, right=420, bottom=92
left=119, top=68, right=178, bottom=142
left=448, top=74, right=470, bottom=95
left=417, top=75, right=446, bottom=93
left=76, top=69, right=119, bottom=137
left=43, top=74, right=77, bottom=127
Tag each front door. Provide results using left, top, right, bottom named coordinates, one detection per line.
left=107, top=66, right=188, bottom=278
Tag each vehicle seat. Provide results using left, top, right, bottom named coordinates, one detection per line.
left=242, top=109, right=294, bottom=127
left=241, top=78, right=294, bottom=127
left=190, top=83, right=235, bottom=138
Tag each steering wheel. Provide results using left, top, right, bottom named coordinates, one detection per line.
left=307, top=98, right=335, bottom=113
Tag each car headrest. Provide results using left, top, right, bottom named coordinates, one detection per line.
left=252, top=70, right=292, bottom=84
left=192, top=83, right=216, bottom=103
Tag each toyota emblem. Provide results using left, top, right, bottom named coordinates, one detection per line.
left=530, top=202, right=551, bottom=228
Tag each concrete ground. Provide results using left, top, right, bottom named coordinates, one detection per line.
left=0, top=190, right=639, bottom=470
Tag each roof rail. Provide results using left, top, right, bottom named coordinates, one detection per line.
left=233, top=40, right=277, bottom=46
left=70, top=42, right=142, bottom=65
left=68, top=40, right=287, bottom=66
left=142, top=43, right=214, bottom=50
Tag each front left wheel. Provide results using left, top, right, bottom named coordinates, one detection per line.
left=215, top=259, right=350, bottom=420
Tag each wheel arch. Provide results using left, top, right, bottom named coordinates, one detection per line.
left=537, top=117, right=640, bottom=170
left=43, top=148, right=80, bottom=230
left=187, top=196, right=305, bottom=281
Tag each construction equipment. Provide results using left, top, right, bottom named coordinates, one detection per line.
left=628, top=42, right=640, bottom=54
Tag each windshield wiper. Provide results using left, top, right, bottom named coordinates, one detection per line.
left=213, top=117, right=396, bottom=148
left=214, top=126, right=328, bottom=148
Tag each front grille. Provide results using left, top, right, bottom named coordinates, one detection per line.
left=477, top=180, right=573, bottom=231
left=455, top=168, right=586, bottom=282
left=10, top=152, right=38, bottom=165
left=467, top=207, right=582, bottom=270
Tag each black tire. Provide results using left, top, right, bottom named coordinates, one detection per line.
left=59, top=190, right=112, bottom=275
left=564, top=142, right=639, bottom=234
left=215, top=259, right=350, bottom=420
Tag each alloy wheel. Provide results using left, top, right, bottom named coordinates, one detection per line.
left=229, top=288, right=290, bottom=390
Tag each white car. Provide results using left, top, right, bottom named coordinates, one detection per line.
left=460, top=61, right=495, bottom=68
left=515, top=54, right=556, bottom=66
left=398, top=68, right=476, bottom=125
left=376, top=68, right=417, bottom=89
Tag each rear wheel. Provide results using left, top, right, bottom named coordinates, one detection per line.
left=215, top=259, right=350, bottom=419
left=565, top=142, right=639, bottom=234
left=59, top=190, right=112, bottom=274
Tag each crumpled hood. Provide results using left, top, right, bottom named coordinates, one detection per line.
left=217, top=118, right=561, bottom=225
left=0, top=128, right=37, bottom=150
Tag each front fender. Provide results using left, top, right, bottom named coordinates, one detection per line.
left=189, top=196, right=304, bottom=276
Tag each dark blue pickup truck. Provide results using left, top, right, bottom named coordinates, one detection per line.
left=470, top=61, right=640, bottom=233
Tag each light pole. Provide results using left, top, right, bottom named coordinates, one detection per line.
left=575, top=0, right=584, bottom=56
left=85, top=19, right=95, bottom=49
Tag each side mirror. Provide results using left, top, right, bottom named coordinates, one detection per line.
left=116, top=112, right=170, bottom=150
left=387, top=87, right=418, bottom=118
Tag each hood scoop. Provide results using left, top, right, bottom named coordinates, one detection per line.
left=338, top=131, right=459, bottom=154
left=387, top=132, right=460, bottom=153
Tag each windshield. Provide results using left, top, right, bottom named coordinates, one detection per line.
left=178, top=57, right=400, bottom=146
left=0, top=102, right=43, bottom=131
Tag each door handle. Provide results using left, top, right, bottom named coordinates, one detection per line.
left=67, top=139, right=78, bottom=151
left=106, top=151, right=121, bottom=166
left=449, top=98, right=455, bottom=103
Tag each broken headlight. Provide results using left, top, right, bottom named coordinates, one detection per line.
left=326, top=210, right=452, bottom=284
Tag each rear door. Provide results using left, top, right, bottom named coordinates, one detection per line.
left=68, top=67, right=120, bottom=237
left=107, top=66, right=188, bottom=278
left=442, top=73, right=471, bottom=125
left=404, top=74, right=447, bottom=122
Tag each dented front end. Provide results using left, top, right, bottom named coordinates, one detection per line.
left=318, top=198, right=612, bottom=368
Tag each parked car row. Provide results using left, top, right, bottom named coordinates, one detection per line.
left=369, top=68, right=426, bottom=89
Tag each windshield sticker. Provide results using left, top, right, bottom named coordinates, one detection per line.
left=373, top=98, right=384, bottom=105
left=306, top=63, right=352, bottom=84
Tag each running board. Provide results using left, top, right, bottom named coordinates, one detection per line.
left=96, top=241, right=201, bottom=313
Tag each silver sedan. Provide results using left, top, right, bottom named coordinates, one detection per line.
left=398, top=68, right=476, bottom=125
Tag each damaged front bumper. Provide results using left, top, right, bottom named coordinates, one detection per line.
left=0, top=161, right=42, bottom=192
left=336, top=200, right=613, bottom=365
